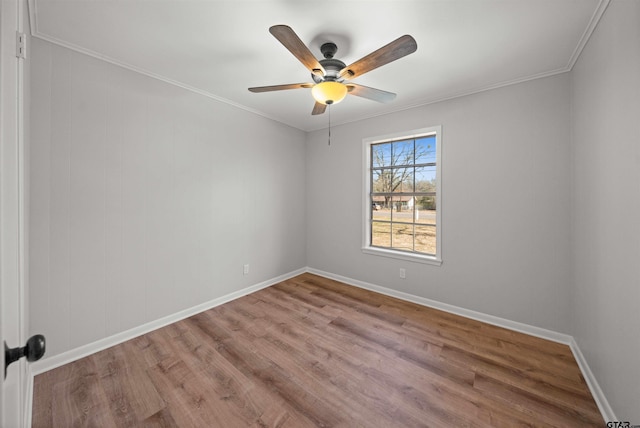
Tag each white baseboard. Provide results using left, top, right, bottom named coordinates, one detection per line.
left=306, top=268, right=572, bottom=344
left=27, top=266, right=616, bottom=425
left=305, top=267, right=616, bottom=422
left=569, top=337, right=617, bottom=421
left=29, top=267, right=306, bottom=376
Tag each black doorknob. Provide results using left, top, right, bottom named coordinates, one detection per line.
left=4, top=334, right=46, bottom=378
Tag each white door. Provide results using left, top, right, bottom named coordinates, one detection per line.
left=1, top=0, right=27, bottom=426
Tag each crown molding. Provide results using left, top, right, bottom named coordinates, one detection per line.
left=566, top=0, right=611, bottom=70
left=314, top=66, right=573, bottom=132
left=28, top=0, right=611, bottom=134
left=27, top=0, right=303, bottom=131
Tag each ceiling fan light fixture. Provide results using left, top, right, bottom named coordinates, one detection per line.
left=312, top=81, right=348, bottom=105
left=249, top=26, right=417, bottom=115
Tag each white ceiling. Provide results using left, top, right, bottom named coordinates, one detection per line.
left=29, top=0, right=608, bottom=132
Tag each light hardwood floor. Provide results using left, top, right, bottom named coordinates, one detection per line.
left=32, top=273, right=604, bottom=427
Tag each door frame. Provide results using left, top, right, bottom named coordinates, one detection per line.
left=1, top=0, right=28, bottom=426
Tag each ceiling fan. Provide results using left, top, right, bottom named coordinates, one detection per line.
left=248, top=25, right=418, bottom=115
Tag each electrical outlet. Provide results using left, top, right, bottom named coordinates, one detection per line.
left=399, top=268, right=406, bottom=279
left=243, top=264, right=250, bottom=275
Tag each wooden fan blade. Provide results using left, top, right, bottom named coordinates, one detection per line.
left=312, top=102, right=327, bottom=115
left=339, top=35, right=417, bottom=79
left=248, top=83, right=313, bottom=93
left=346, top=84, right=396, bottom=103
left=269, top=25, right=325, bottom=77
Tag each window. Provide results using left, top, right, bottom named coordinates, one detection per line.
left=363, top=126, right=442, bottom=265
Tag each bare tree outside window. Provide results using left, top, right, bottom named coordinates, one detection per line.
left=370, top=135, right=437, bottom=255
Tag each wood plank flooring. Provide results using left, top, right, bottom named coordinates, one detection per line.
left=32, top=273, right=604, bottom=427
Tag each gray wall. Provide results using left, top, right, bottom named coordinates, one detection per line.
left=571, top=0, right=640, bottom=421
left=29, top=39, right=307, bottom=357
left=306, top=74, right=573, bottom=334
left=28, top=1, right=640, bottom=419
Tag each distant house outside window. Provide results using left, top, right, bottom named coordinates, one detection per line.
left=363, top=126, right=442, bottom=265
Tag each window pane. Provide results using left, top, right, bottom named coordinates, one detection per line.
left=391, top=223, right=414, bottom=252
left=391, top=168, right=414, bottom=193
left=415, top=136, right=436, bottom=164
left=390, top=196, right=414, bottom=220
left=371, top=197, right=391, bottom=221
left=415, top=199, right=436, bottom=225
left=415, top=166, right=436, bottom=192
left=392, top=140, right=414, bottom=166
left=372, top=168, right=392, bottom=193
left=372, top=143, right=392, bottom=168
left=415, top=225, right=436, bottom=255
left=371, top=221, right=391, bottom=247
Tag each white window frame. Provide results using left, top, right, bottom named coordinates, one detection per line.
left=362, top=126, right=442, bottom=266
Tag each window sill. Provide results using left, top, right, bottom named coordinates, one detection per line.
left=362, top=247, right=442, bottom=266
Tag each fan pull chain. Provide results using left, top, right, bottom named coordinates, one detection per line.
left=328, top=104, right=331, bottom=146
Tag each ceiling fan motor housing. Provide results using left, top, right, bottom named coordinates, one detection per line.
left=313, top=43, right=346, bottom=84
